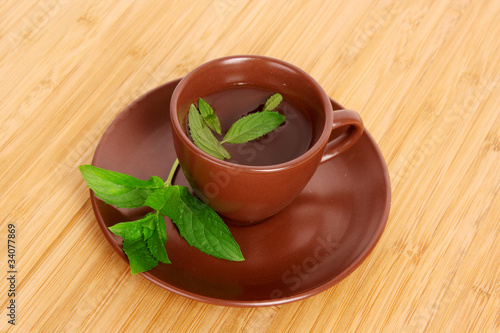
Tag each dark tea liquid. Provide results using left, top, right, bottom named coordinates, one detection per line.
left=197, top=86, right=313, bottom=166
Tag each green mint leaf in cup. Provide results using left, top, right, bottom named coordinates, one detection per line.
left=188, top=104, right=231, bottom=160
left=198, top=98, right=222, bottom=135
left=222, top=111, right=286, bottom=144
left=262, top=93, right=283, bottom=111
left=78, top=165, right=164, bottom=208
left=108, top=212, right=170, bottom=274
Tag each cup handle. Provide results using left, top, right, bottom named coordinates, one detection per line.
left=320, top=109, right=364, bottom=164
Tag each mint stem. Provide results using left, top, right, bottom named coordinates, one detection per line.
left=165, top=159, right=180, bottom=186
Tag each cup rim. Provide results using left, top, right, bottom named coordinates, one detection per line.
left=170, top=55, right=333, bottom=172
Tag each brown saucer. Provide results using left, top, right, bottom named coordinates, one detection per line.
left=90, top=79, right=391, bottom=307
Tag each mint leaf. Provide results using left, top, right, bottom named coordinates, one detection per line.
left=188, top=104, right=231, bottom=160
left=146, top=185, right=244, bottom=261
left=176, top=186, right=244, bottom=261
left=144, top=186, right=181, bottom=220
left=79, top=165, right=164, bottom=208
left=147, top=214, right=170, bottom=264
left=108, top=212, right=170, bottom=274
left=108, top=219, right=148, bottom=239
left=222, top=111, right=285, bottom=144
left=198, top=98, right=222, bottom=135
left=123, top=238, right=159, bottom=275
left=262, top=93, right=283, bottom=111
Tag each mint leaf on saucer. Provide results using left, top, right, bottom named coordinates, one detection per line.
left=146, top=185, right=244, bottom=262
left=107, top=218, right=148, bottom=240
left=79, top=165, right=164, bottom=208
left=122, top=238, right=159, bottom=275
left=145, top=186, right=181, bottom=220
left=146, top=213, right=170, bottom=264
left=188, top=104, right=231, bottom=160
left=222, top=111, right=285, bottom=144
left=262, top=93, right=283, bottom=111
left=175, top=186, right=244, bottom=261
left=198, top=98, right=222, bottom=135
left=109, top=212, right=170, bottom=274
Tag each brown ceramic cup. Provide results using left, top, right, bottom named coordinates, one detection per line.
left=170, top=55, right=363, bottom=225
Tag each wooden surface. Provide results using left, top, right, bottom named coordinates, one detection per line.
left=1, top=0, right=499, bottom=332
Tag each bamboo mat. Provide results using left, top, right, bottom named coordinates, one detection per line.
left=1, top=0, right=499, bottom=332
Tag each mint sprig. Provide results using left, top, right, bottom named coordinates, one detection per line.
left=190, top=93, right=285, bottom=159
left=79, top=163, right=244, bottom=275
